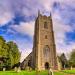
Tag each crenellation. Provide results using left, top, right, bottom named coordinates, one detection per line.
left=21, top=12, right=58, bottom=70
left=32, top=12, right=58, bottom=70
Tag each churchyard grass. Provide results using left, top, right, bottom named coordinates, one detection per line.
left=62, top=70, right=75, bottom=74
left=0, top=71, right=36, bottom=75
left=0, top=70, right=75, bottom=75
left=54, top=71, right=66, bottom=75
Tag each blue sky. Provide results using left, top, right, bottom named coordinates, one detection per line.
left=0, top=0, right=75, bottom=62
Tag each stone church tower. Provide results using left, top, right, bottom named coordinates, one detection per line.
left=32, top=12, right=58, bottom=70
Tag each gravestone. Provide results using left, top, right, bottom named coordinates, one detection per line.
left=48, top=68, right=54, bottom=75
left=3, top=67, right=6, bottom=71
left=17, top=67, right=21, bottom=72
left=14, top=67, right=17, bottom=72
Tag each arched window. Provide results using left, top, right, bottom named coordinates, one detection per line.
left=44, top=22, right=48, bottom=29
left=43, top=45, right=50, bottom=59
left=28, top=60, right=31, bottom=67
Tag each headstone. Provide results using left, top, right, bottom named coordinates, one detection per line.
left=14, top=67, right=17, bottom=72
left=17, top=67, right=21, bottom=72
left=48, top=68, right=54, bottom=75
left=3, top=68, right=6, bottom=71
left=71, top=66, right=73, bottom=70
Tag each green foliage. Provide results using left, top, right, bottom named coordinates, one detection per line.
left=0, top=36, right=20, bottom=70
left=59, top=53, right=68, bottom=68
left=69, top=50, right=75, bottom=67
left=7, top=41, right=21, bottom=68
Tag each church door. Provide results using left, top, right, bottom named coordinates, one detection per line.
left=45, top=62, right=49, bottom=69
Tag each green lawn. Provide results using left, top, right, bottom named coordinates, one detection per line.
left=0, top=70, right=75, bottom=75
left=54, top=72, right=66, bottom=75
left=62, top=70, right=75, bottom=74
left=0, top=71, right=35, bottom=75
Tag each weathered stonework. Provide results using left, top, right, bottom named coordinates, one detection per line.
left=21, top=12, right=58, bottom=70
left=32, top=12, right=58, bottom=70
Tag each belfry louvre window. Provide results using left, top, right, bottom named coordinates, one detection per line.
left=45, top=35, right=47, bottom=39
left=44, top=22, right=48, bottom=29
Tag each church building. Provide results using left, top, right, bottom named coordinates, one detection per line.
left=21, top=12, right=58, bottom=70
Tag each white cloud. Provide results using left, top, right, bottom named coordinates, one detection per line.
left=0, top=0, right=74, bottom=26
left=0, top=0, right=75, bottom=61
left=52, top=9, right=75, bottom=54
left=20, top=49, right=32, bottom=62
left=0, top=0, right=14, bottom=25
left=0, top=12, right=14, bottom=25
left=52, top=0, right=75, bottom=3
left=11, top=21, right=35, bottom=37
left=39, top=0, right=51, bottom=11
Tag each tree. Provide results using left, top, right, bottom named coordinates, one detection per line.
left=7, top=41, right=21, bottom=68
left=0, top=36, right=21, bottom=70
left=0, top=36, right=8, bottom=57
left=0, top=36, right=8, bottom=70
left=60, top=53, right=68, bottom=69
left=69, top=50, right=75, bottom=68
